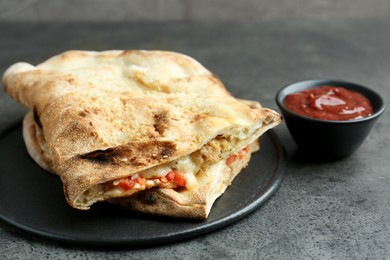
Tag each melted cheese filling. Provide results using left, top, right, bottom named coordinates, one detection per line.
left=76, top=153, right=202, bottom=206
left=75, top=135, right=252, bottom=207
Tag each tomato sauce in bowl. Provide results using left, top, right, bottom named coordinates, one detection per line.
left=275, top=79, right=385, bottom=160
left=284, top=86, right=374, bottom=121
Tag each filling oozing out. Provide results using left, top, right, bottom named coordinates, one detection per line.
left=107, top=155, right=200, bottom=198
left=75, top=145, right=250, bottom=207
left=110, top=145, right=250, bottom=195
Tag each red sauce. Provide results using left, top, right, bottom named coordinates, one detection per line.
left=284, top=86, right=374, bottom=120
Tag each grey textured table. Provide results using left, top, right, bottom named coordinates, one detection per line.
left=1, top=21, right=389, bottom=259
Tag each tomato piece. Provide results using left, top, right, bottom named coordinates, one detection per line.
left=165, top=171, right=175, bottom=182
left=226, top=154, right=238, bottom=166
left=227, top=147, right=249, bottom=166
left=161, top=170, right=187, bottom=187
left=172, top=171, right=187, bottom=187
left=118, top=178, right=135, bottom=191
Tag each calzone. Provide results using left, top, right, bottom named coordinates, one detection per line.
left=2, top=50, right=281, bottom=219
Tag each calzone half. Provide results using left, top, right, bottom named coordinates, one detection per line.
left=2, top=50, right=281, bottom=219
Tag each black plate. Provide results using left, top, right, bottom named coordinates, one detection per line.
left=0, top=124, right=286, bottom=246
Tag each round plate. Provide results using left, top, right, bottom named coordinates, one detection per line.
left=0, top=124, right=286, bottom=246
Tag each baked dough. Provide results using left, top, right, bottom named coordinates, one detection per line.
left=2, top=50, right=281, bottom=218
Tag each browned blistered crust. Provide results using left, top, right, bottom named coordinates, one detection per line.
left=2, top=50, right=282, bottom=214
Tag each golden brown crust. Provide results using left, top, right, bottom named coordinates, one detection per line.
left=2, top=50, right=282, bottom=214
left=23, top=114, right=260, bottom=218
